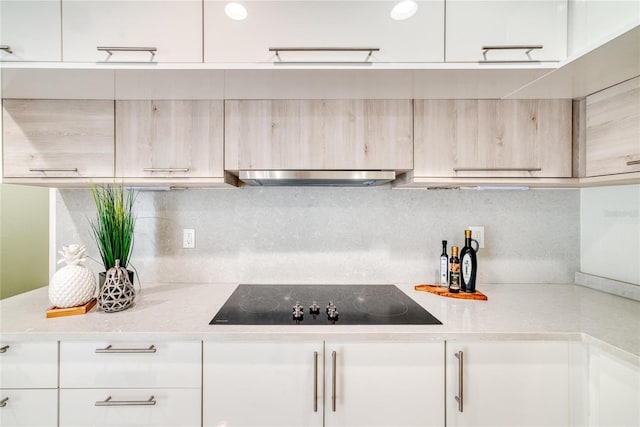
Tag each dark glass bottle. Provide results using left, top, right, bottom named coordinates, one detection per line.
left=449, top=246, right=460, bottom=293
left=440, top=240, right=449, bottom=288
left=460, top=229, right=478, bottom=293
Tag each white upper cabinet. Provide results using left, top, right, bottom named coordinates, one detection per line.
left=62, top=0, right=202, bottom=62
left=446, top=0, right=568, bottom=62
left=204, top=0, right=444, bottom=63
left=0, top=0, right=61, bottom=61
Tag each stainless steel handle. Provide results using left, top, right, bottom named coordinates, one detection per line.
left=313, top=351, right=318, bottom=413
left=454, top=351, right=464, bottom=413
left=29, top=168, right=78, bottom=172
left=0, top=397, right=8, bottom=407
left=627, top=160, right=640, bottom=166
left=0, top=345, right=9, bottom=353
left=0, top=45, right=12, bottom=54
left=482, top=45, right=543, bottom=54
left=331, top=351, right=337, bottom=412
left=95, top=345, right=156, bottom=354
left=453, top=167, right=542, bottom=172
left=270, top=47, right=379, bottom=60
left=95, top=396, right=156, bottom=407
left=97, top=46, right=157, bottom=56
left=143, top=168, right=190, bottom=173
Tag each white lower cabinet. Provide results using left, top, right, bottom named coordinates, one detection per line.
left=203, top=340, right=444, bottom=427
left=59, top=388, right=201, bottom=426
left=0, top=389, right=58, bottom=427
left=446, top=340, right=570, bottom=427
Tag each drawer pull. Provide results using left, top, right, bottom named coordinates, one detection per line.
left=29, top=168, right=79, bottom=173
left=627, top=160, right=640, bottom=166
left=95, top=395, right=156, bottom=407
left=0, top=345, right=9, bottom=353
left=453, top=167, right=542, bottom=172
left=0, top=397, right=8, bottom=407
left=97, top=46, right=157, bottom=57
left=0, top=45, right=12, bottom=54
left=95, top=344, right=157, bottom=354
left=143, top=168, right=190, bottom=173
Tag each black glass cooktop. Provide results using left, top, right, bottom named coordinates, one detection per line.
left=210, top=284, right=442, bottom=325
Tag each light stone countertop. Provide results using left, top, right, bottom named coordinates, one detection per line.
left=1, top=283, right=639, bottom=363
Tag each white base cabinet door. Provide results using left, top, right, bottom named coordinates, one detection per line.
left=60, top=388, right=201, bottom=426
left=325, top=341, right=444, bottom=427
left=203, top=341, right=324, bottom=427
left=0, top=341, right=58, bottom=388
left=446, top=341, right=570, bottom=427
left=0, top=389, right=57, bottom=427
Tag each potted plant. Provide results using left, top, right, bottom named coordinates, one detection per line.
left=89, top=183, right=136, bottom=289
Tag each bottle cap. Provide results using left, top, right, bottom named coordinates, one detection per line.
left=465, top=229, right=472, bottom=238
left=452, top=246, right=459, bottom=256
left=442, top=240, right=447, bottom=245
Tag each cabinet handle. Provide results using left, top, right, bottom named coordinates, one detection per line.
left=454, top=351, right=464, bottom=413
left=143, top=168, right=190, bottom=173
left=627, top=160, right=640, bottom=166
left=95, top=344, right=156, bottom=354
left=95, top=396, right=156, bottom=407
left=0, top=397, right=8, bottom=407
left=29, top=168, right=78, bottom=173
left=0, top=45, right=12, bottom=54
left=97, top=46, right=157, bottom=57
left=0, top=345, right=9, bottom=353
left=313, top=351, right=318, bottom=412
left=269, top=47, right=379, bottom=61
left=453, top=167, right=542, bottom=172
left=481, top=45, right=543, bottom=62
left=331, top=351, right=337, bottom=412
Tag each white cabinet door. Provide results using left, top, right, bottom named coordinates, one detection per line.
left=0, top=389, right=57, bottom=427
left=203, top=341, right=324, bottom=427
left=60, top=388, right=200, bottom=426
left=62, top=0, right=202, bottom=62
left=446, top=0, right=567, bottom=62
left=324, top=341, right=444, bottom=427
left=60, top=341, right=201, bottom=388
left=588, top=346, right=640, bottom=426
left=446, top=341, right=570, bottom=427
left=204, top=0, right=444, bottom=63
left=0, top=341, right=58, bottom=389
left=0, top=0, right=61, bottom=61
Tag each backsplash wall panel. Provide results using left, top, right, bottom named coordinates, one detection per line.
left=56, top=187, right=580, bottom=284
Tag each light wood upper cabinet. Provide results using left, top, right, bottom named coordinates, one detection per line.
left=586, top=76, right=640, bottom=177
left=0, top=0, right=61, bottom=61
left=2, top=99, right=114, bottom=178
left=116, top=100, right=224, bottom=178
left=225, top=99, right=413, bottom=171
left=62, top=0, right=202, bottom=62
left=204, top=0, right=444, bottom=63
left=446, top=0, right=567, bottom=62
left=414, top=99, right=572, bottom=178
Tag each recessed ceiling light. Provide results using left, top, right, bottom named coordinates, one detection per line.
left=225, top=2, right=248, bottom=21
left=390, top=0, right=418, bottom=21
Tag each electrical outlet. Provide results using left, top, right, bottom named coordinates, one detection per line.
left=183, top=229, right=195, bottom=249
left=469, top=226, right=485, bottom=249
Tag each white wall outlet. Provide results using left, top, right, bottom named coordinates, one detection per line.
left=183, top=229, right=195, bottom=249
left=469, top=226, right=485, bottom=249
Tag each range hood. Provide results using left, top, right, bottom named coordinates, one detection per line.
left=238, top=170, right=396, bottom=187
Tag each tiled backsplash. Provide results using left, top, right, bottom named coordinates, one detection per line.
left=56, top=187, right=580, bottom=285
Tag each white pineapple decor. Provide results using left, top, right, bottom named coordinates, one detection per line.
left=49, top=244, right=97, bottom=308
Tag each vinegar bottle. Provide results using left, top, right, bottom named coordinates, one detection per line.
left=449, top=246, right=460, bottom=293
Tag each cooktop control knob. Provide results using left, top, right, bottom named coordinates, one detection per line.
left=292, top=302, right=304, bottom=320
left=327, top=305, right=339, bottom=321
left=309, top=301, right=320, bottom=315
left=326, top=301, right=336, bottom=314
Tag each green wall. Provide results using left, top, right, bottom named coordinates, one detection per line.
left=0, top=183, right=50, bottom=299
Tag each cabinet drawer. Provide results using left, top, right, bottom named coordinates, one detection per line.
left=0, top=341, right=57, bottom=389
left=60, top=388, right=200, bottom=426
left=60, top=341, right=200, bottom=388
left=0, top=389, right=57, bottom=427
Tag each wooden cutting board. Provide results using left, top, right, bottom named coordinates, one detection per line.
left=414, top=284, right=488, bottom=300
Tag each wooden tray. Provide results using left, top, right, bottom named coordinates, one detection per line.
left=414, top=284, right=488, bottom=300
left=47, top=298, right=97, bottom=318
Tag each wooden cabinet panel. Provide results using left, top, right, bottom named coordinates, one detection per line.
left=0, top=0, right=61, bottom=61
left=116, top=100, right=224, bottom=178
left=414, top=99, right=572, bottom=178
left=586, top=76, right=640, bottom=177
left=225, top=99, right=413, bottom=171
left=0, top=389, right=57, bottom=427
left=2, top=99, right=114, bottom=178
